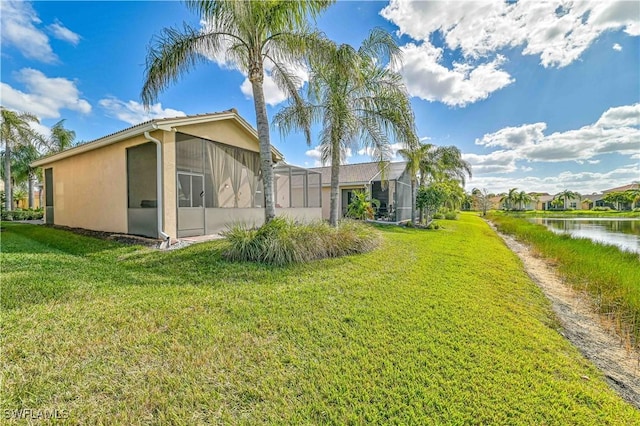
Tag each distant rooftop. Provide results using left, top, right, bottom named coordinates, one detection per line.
left=309, top=161, right=407, bottom=186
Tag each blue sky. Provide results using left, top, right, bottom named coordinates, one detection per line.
left=1, top=0, right=638, bottom=194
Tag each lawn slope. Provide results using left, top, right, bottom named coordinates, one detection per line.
left=1, top=216, right=638, bottom=424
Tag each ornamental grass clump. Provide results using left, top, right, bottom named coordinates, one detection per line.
left=223, top=217, right=380, bottom=266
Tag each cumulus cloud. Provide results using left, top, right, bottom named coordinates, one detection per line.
left=397, top=43, right=514, bottom=107
left=613, top=43, right=623, bottom=51
left=1, top=68, right=91, bottom=118
left=467, top=163, right=640, bottom=195
left=48, top=20, right=81, bottom=45
left=0, top=1, right=80, bottom=62
left=98, top=97, right=186, bottom=125
left=0, top=1, right=56, bottom=62
left=380, top=0, right=640, bottom=106
left=465, top=103, right=640, bottom=176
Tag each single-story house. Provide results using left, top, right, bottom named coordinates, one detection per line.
left=32, top=110, right=322, bottom=242
left=309, top=161, right=413, bottom=222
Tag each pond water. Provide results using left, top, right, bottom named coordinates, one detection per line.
left=529, top=217, right=640, bottom=254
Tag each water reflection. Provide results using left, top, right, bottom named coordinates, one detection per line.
left=530, top=218, right=640, bottom=254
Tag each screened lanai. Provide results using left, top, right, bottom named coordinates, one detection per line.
left=175, top=132, right=321, bottom=237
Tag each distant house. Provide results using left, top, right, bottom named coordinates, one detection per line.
left=32, top=111, right=322, bottom=242
left=309, top=161, right=413, bottom=222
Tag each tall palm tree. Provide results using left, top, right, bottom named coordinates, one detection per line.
left=1, top=107, right=43, bottom=211
left=556, top=189, right=580, bottom=210
left=274, top=29, right=417, bottom=226
left=49, top=119, right=76, bottom=152
left=141, top=0, right=333, bottom=223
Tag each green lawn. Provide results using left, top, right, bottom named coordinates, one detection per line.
left=2, top=215, right=638, bottom=424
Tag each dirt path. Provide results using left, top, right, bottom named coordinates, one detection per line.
left=490, top=223, right=640, bottom=409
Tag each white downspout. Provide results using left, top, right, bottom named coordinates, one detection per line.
left=144, top=130, right=171, bottom=247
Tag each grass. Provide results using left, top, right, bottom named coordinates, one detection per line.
left=487, top=213, right=640, bottom=349
left=2, top=216, right=639, bottom=424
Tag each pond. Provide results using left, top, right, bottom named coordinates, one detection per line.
left=529, top=217, right=640, bottom=254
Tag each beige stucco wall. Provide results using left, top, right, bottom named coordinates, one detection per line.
left=176, top=121, right=259, bottom=153
left=43, top=133, right=162, bottom=234
left=161, top=131, right=177, bottom=238
left=174, top=120, right=282, bottom=161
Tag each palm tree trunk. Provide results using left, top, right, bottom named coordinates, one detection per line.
left=4, top=144, right=12, bottom=211
left=329, top=137, right=341, bottom=227
left=28, top=175, right=34, bottom=209
left=250, top=76, right=276, bottom=223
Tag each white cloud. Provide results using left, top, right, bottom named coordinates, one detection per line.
left=613, top=43, right=623, bottom=51
left=380, top=1, right=640, bottom=107
left=0, top=68, right=91, bottom=118
left=0, top=1, right=56, bottom=62
left=471, top=104, right=640, bottom=167
left=382, top=0, right=639, bottom=68
left=397, top=43, right=514, bottom=107
left=48, top=20, right=80, bottom=46
left=596, top=103, right=640, bottom=128
left=467, top=163, right=640, bottom=195
left=99, top=97, right=185, bottom=125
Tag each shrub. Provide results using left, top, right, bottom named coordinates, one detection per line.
left=593, top=206, right=612, bottom=211
left=223, top=217, right=380, bottom=266
left=1, top=208, right=44, bottom=221
left=444, top=211, right=458, bottom=220
left=433, top=213, right=444, bottom=219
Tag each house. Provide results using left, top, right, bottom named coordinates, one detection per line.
left=309, top=161, right=413, bottom=222
left=32, top=110, right=322, bottom=242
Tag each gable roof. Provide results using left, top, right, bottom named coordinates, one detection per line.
left=32, top=110, right=284, bottom=167
left=309, top=161, right=407, bottom=187
left=602, top=183, right=639, bottom=193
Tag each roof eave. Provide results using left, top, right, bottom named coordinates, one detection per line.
left=31, top=122, right=159, bottom=167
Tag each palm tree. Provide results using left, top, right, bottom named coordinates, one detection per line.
left=500, top=187, right=518, bottom=211
left=274, top=29, right=417, bottom=226
left=517, top=191, right=533, bottom=210
left=556, top=189, right=580, bottom=210
left=411, top=144, right=471, bottom=221
left=1, top=107, right=43, bottom=211
left=141, top=0, right=333, bottom=223
left=10, top=144, right=42, bottom=209
left=49, top=119, right=76, bottom=152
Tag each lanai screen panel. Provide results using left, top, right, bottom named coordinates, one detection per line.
left=307, top=172, right=321, bottom=208
left=176, top=132, right=262, bottom=208
left=395, top=168, right=413, bottom=222
left=273, top=164, right=322, bottom=209
left=127, top=142, right=157, bottom=237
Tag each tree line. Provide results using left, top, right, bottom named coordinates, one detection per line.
left=1, top=108, right=76, bottom=211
